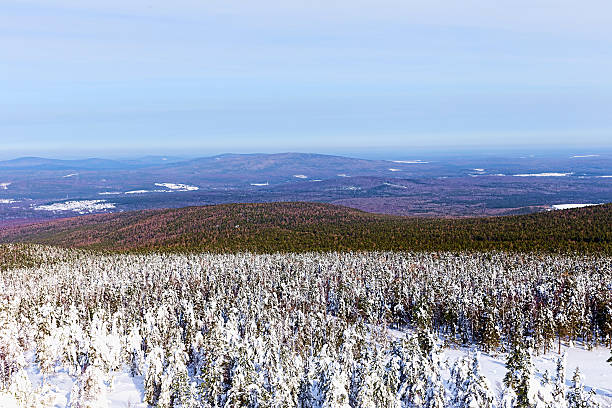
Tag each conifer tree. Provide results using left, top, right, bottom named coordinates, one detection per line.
left=567, top=367, right=600, bottom=408
left=503, top=339, right=534, bottom=408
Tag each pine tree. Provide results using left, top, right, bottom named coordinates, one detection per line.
left=451, top=353, right=494, bottom=408
left=567, top=367, right=600, bottom=408
left=68, top=365, right=108, bottom=408
left=503, top=340, right=534, bottom=408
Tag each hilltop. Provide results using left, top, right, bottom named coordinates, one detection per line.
left=1, top=201, right=610, bottom=254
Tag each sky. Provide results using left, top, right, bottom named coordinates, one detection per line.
left=1, top=0, right=612, bottom=158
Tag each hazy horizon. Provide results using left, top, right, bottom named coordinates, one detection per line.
left=2, top=0, right=612, bottom=155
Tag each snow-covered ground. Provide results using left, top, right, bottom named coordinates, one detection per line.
left=445, top=345, right=612, bottom=406
left=513, top=172, right=573, bottom=177
left=293, top=174, right=308, bottom=179
left=12, top=343, right=610, bottom=407
left=391, top=160, right=429, bottom=164
left=383, top=182, right=408, bottom=189
left=551, top=203, right=602, bottom=210
left=388, top=168, right=402, bottom=172
left=34, top=200, right=115, bottom=214
left=0, top=199, right=18, bottom=204
left=154, top=183, right=199, bottom=191
left=250, top=182, right=269, bottom=186
left=0, top=182, right=11, bottom=190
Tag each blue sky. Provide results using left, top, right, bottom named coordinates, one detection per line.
left=1, top=0, right=611, bottom=158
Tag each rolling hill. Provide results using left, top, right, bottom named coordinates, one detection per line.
left=1, top=202, right=610, bottom=254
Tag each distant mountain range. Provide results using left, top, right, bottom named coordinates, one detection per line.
left=0, top=152, right=610, bottom=223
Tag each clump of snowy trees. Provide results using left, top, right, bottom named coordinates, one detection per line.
left=0, top=245, right=610, bottom=407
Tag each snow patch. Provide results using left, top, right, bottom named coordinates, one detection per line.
left=34, top=200, right=115, bottom=214
left=597, top=175, right=612, bottom=178
left=62, top=173, right=78, bottom=178
left=551, top=203, right=602, bottom=210
left=98, top=192, right=122, bottom=195
left=388, top=168, right=402, bottom=172
left=473, top=168, right=485, bottom=172
left=391, top=160, right=429, bottom=164
left=572, top=154, right=599, bottom=158
left=383, top=182, right=408, bottom=189
left=154, top=183, right=199, bottom=191
left=293, top=174, right=308, bottom=179
left=337, top=174, right=350, bottom=177
left=0, top=199, right=17, bottom=204
left=250, top=182, right=269, bottom=186
left=0, top=182, right=11, bottom=190
left=513, top=172, right=573, bottom=177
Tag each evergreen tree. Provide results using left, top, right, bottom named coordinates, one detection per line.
left=567, top=367, right=600, bottom=408
left=451, top=353, right=494, bottom=408
left=503, top=340, right=534, bottom=408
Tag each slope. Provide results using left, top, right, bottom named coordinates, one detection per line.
left=0, top=202, right=610, bottom=254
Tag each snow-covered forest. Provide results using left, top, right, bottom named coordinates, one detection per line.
left=1, top=245, right=611, bottom=407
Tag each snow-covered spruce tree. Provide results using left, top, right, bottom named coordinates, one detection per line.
left=144, top=345, right=165, bottom=406
left=159, top=333, right=192, bottom=408
left=567, top=367, right=600, bottom=408
left=125, top=322, right=144, bottom=376
left=552, top=354, right=568, bottom=407
left=352, top=345, right=398, bottom=408
left=224, top=341, right=265, bottom=408
left=386, top=335, right=430, bottom=407
left=503, top=339, right=535, bottom=408
left=450, top=353, right=494, bottom=408
left=68, top=365, right=108, bottom=408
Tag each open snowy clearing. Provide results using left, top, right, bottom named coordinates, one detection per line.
left=33, top=200, right=115, bottom=214
left=551, top=203, right=602, bottom=210
left=154, top=183, right=199, bottom=191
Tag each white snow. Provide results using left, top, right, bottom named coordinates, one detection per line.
left=445, top=345, right=612, bottom=406
left=473, top=168, right=485, bottom=172
left=154, top=183, right=199, bottom=191
left=99, top=192, right=123, bottom=195
left=62, top=173, right=78, bottom=178
left=337, top=174, right=350, bottom=177
left=293, top=175, right=308, bottom=179
left=125, top=190, right=152, bottom=194
left=513, top=172, right=573, bottom=177
left=16, top=343, right=610, bottom=407
left=250, top=182, right=269, bottom=186
left=34, top=200, right=115, bottom=214
left=310, top=179, right=323, bottom=182
left=23, top=352, right=146, bottom=408
left=391, top=160, right=429, bottom=164
left=383, top=182, right=408, bottom=189
left=572, top=154, right=599, bottom=158
left=344, top=186, right=360, bottom=191
left=551, top=203, right=602, bottom=210
left=388, top=168, right=402, bottom=172
left=0, top=182, right=11, bottom=190
left=598, top=175, right=612, bottom=178
left=0, top=199, right=17, bottom=204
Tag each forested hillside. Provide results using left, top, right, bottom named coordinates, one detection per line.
left=1, top=202, right=610, bottom=254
